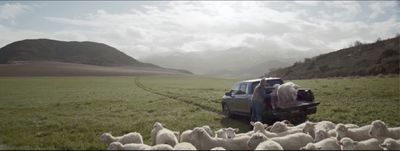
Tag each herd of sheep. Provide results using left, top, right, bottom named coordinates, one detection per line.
left=100, top=120, right=400, bottom=150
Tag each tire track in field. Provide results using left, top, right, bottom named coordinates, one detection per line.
left=134, top=77, right=222, bottom=114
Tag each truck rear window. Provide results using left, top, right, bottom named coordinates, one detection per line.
left=249, top=79, right=284, bottom=94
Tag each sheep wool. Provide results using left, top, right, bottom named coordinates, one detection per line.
left=100, top=132, right=143, bottom=145
left=379, top=138, right=400, bottom=150
left=369, top=120, right=400, bottom=139
left=339, top=137, right=383, bottom=150
left=107, top=142, right=150, bottom=150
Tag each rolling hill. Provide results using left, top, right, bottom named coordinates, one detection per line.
left=266, top=36, right=400, bottom=79
left=0, top=39, right=192, bottom=76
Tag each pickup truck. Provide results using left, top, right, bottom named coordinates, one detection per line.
left=221, top=77, right=319, bottom=124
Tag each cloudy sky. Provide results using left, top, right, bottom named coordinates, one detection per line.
left=0, top=1, right=399, bottom=59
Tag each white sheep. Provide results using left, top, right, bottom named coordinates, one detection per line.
left=303, top=121, right=336, bottom=139
left=300, top=137, right=340, bottom=150
left=269, top=121, right=302, bottom=134
left=247, top=131, right=313, bottom=150
left=146, top=144, right=174, bottom=150
left=100, top=132, right=143, bottom=145
left=173, top=142, right=197, bottom=150
left=336, top=123, right=372, bottom=141
left=210, top=147, right=226, bottom=150
left=270, top=132, right=314, bottom=150
left=314, top=129, right=331, bottom=142
left=180, top=125, right=214, bottom=142
left=150, top=122, right=178, bottom=146
left=180, top=130, right=193, bottom=143
left=215, top=127, right=239, bottom=139
left=215, top=129, right=228, bottom=139
left=293, top=121, right=308, bottom=130
left=345, top=123, right=360, bottom=129
left=249, top=121, right=286, bottom=138
left=255, top=140, right=283, bottom=150
left=276, top=82, right=300, bottom=109
left=324, top=123, right=358, bottom=138
left=338, top=137, right=383, bottom=150
left=189, top=127, right=250, bottom=150
left=379, top=138, right=400, bottom=150
left=107, top=142, right=150, bottom=150
left=202, top=125, right=215, bottom=137
left=369, top=120, right=400, bottom=139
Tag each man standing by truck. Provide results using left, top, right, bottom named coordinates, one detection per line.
left=251, top=78, right=268, bottom=122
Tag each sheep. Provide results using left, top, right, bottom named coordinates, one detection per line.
left=202, top=125, right=215, bottom=137
left=255, top=140, right=283, bottom=150
left=247, top=132, right=268, bottom=150
left=338, top=137, right=383, bottom=150
left=269, top=121, right=302, bottom=134
left=215, top=127, right=239, bottom=139
left=107, top=142, right=150, bottom=150
left=303, top=121, right=336, bottom=139
left=180, top=130, right=193, bottom=143
left=173, top=142, right=197, bottom=150
left=215, top=129, right=228, bottom=139
left=180, top=125, right=214, bottom=142
left=146, top=144, right=174, bottom=150
left=270, top=132, right=313, bottom=150
left=150, top=122, right=178, bottom=146
left=189, top=127, right=250, bottom=150
left=345, top=123, right=360, bottom=129
left=336, top=123, right=372, bottom=141
left=314, top=129, right=331, bottom=142
left=210, top=147, right=226, bottom=150
left=173, top=131, right=180, bottom=141
left=247, top=131, right=313, bottom=150
left=100, top=132, right=143, bottom=145
left=276, top=82, right=300, bottom=109
left=293, top=121, right=308, bottom=130
left=300, top=137, right=340, bottom=150
left=249, top=121, right=285, bottom=138
left=369, top=120, right=400, bottom=139
left=324, top=123, right=358, bottom=138
left=379, top=138, right=400, bottom=150
left=250, top=121, right=269, bottom=132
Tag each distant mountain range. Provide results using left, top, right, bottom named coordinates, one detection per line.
left=0, top=39, right=192, bottom=76
left=266, top=36, right=399, bottom=79
left=142, top=47, right=326, bottom=78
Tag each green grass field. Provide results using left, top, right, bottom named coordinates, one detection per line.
left=0, top=75, right=399, bottom=149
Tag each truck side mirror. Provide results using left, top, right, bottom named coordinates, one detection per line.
left=225, top=91, right=232, bottom=96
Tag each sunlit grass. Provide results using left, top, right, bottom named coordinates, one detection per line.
left=0, top=75, right=398, bottom=149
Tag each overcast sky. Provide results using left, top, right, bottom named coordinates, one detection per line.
left=0, top=1, right=399, bottom=59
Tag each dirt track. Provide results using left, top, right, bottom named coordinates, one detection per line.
left=134, top=77, right=222, bottom=114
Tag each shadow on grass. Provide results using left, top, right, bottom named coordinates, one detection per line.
left=219, top=116, right=253, bottom=133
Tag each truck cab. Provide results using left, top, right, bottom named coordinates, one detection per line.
left=221, top=77, right=319, bottom=124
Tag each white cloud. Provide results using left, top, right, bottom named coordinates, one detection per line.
left=368, top=1, right=398, bottom=20
left=0, top=1, right=398, bottom=59
left=0, top=3, right=31, bottom=20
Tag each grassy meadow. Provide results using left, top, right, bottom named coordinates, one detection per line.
left=0, top=75, right=399, bottom=149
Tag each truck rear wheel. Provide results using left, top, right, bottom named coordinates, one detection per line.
left=291, top=115, right=307, bottom=125
left=222, top=104, right=232, bottom=118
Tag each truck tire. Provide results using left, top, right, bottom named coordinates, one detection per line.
left=292, top=115, right=307, bottom=125
left=222, top=104, right=232, bottom=118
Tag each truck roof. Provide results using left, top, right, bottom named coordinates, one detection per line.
left=240, top=77, right=281, bottom=83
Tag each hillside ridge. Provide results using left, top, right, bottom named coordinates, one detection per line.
left=266, top=36, right=399, bottom=79
left=0, top=38, right=156, bottom=67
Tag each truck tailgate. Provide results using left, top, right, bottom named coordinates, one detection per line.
left=271, top=102, right=320, bottom=116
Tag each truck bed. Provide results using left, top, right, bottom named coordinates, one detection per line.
left=263, top=101, right=320, bottom=122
